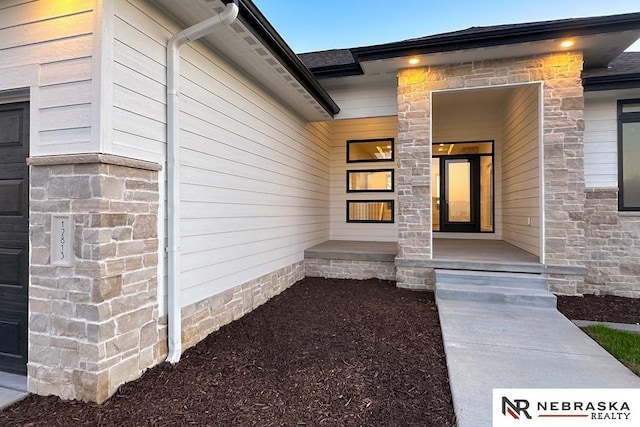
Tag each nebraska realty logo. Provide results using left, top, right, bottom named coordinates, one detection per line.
left=493, top=389, right=640, bottom=426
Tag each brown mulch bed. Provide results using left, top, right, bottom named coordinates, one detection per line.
left=557, top=294, right=640, bottom=325
left=0, top=278, right=455, bottom=427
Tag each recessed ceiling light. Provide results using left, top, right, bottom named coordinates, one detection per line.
left=408, top=57, right=420, bottom=65
left=560, top=40, right=575, bottom=48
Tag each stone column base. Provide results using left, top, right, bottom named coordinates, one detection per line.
left=545, top=273, right=585, bottom=296
left=395, top=263, right=434, bottom=290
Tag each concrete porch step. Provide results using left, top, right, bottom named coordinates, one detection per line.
left=435, top=282, right=557, bottom=308
left=435, top=269, right=547, bottom=290
left=435, top=269, right=555, bottom=308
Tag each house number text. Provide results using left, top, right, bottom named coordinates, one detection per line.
left=51, top=214, right=74, bottom=266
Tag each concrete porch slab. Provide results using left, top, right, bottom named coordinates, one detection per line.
left=305, top=239, right=543, bottom=263
left=304, top=240, right=397, bottom=262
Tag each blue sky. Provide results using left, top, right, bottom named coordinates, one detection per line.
left=252, top=0, right=640, bottom=53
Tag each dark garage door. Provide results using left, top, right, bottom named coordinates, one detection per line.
left=0, top=102, right=29, bottom=375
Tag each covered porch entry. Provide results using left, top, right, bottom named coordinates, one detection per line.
left=429, top=84, right=543, bottom=262
left=395, top=53, right=587, bottom=292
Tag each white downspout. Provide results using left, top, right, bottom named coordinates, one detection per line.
left=166, top=1, right=239, bottom=364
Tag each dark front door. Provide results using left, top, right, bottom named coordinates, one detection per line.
left=0, top=102, right=29, bottom=375
left=442, top=157, right=480, bottom=232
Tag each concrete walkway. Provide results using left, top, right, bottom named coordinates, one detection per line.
left=438, top=300, right=640, bottom=427
left=0, top=372, right=27, bottom=410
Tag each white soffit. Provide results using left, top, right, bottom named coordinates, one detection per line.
left=360, top=30, right=640, bottom=76
left=152, top=0, right=333, bottom=121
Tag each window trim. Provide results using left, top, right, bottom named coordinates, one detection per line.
left=346, top=138, right=395, bottom=163
left=346, top=169, right=394, bottom=193
left=617, top=99, right=640, bottom=211
left=346, top=199, right=395, bottom=223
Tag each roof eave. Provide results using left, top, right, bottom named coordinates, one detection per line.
left=583, top=73, right=640, bottom=91
left=231, top=0, right=340, bottom=116
left=309, top=63, right=365, bottom=79
left=351, top=13, right=640, bottom=62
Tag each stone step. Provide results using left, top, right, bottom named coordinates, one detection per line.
left=435, top=282, right=557, bottom=308
left=435, top=269, right=546, bottom=290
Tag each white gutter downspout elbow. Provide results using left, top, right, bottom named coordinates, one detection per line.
left=166, top=1, right=239, bottom=364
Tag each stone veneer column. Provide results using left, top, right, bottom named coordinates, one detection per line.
left=27, top=154, right=164, bottom=403
left=540, top=53, right=587, bottom=294
left=395, top=69, right=436, bottom=289
left=396, top=52, right=586, bottom=291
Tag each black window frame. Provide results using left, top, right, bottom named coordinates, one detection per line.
left=346, top=200, right=395, bottom=223
left=346, top=169, right=395, bottom=193
left=346, top=138, right=395, bottom=163
left=617, top=99, right=640, bottom=211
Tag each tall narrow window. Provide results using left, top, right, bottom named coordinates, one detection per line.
left=618, top=100, right=640, bottom=211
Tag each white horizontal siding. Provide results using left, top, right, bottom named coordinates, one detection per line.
left=501, top=85, right=540, bottom=256
left=329, top=116, right=398, bottom=241
left=111, top=0, right=167, bottom=163
left=0, top=0, right=96, bottom=155
left=327, top=84, right=398, bottom=120
left=584, top=98, right=618, bottom=188
left=112, top=0, right=331, bottom=308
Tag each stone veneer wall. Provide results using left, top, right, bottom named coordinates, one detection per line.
left=396, top=52, right=586, bottom=291
left=181, top=262, right=305, bottom=350
left=28, top=154, right=163, bottom=403
left=27, top=154, right=312, bottom=402
left=305, top=258, right=396, bottom=281
left=584, top=188, right=640, bottom=298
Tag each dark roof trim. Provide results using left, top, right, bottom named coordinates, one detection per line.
left=352, top=12, right=640, bottom=62
left=226, top=0, right=340, bottom=116
left=307, top=63, right=365, bottom=79
left=583, top=73, right=640, bottom=91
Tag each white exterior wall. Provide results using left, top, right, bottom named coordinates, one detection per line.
left=583, top=90, right=640, bottom=189
left=501, top=85, right=540, bottom=256
left=0, top=0, right=97, bottom=155
left=584, top=97, right=618, bottom=188
left=112, top=0, right=331, bottom=308
left=329, top=116, right=398, bottom=241
left=432, top=94, right=503, bottom=239
left=324, top=82, right=397, bottom=120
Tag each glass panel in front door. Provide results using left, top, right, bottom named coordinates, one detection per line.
left=480, top=156, right=493, bottom=232
left=445, top=159, right=471, bottom=223
left=431, top=158, right=440, bottom=231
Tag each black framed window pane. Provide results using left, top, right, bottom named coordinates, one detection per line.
left=434, top=142, right=492, bottom=155
left=622, top=121, right=640, bottom=209
left=480, top=156, right=493, bottom=232
left=347, top=139, right=394, bottom=162
left=347, top=170, right=394, bottom=192
left=347, top=200, right=394, bottom=223
left=622, top=103, right=640, bottom=114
